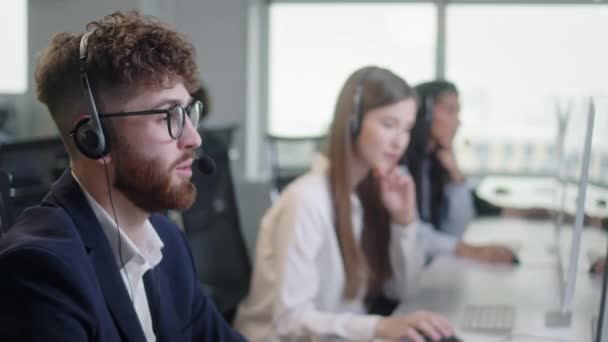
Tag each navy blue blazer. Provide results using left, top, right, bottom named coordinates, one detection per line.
left=0, top=171, right=246, bottom=341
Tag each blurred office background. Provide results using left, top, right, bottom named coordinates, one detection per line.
left=1, top=0, right=607, bottom=252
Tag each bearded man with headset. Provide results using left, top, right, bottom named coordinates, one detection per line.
left=0, top=11, right=244, bottom=342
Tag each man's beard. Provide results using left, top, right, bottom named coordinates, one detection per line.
left=113, top=140, right=197, bottom=212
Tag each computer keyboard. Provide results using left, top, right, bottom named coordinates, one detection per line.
left=460, top=304, right=515, bottom=334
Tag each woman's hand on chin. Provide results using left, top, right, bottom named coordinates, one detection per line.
left=376, top=166, right=418, bottom=226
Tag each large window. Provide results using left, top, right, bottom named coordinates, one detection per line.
left=0, top=1, right=27, bottom=94
left=269, top=3, right=436, bottom=136
left=264, top=2, right=608, bottom=185
left=446, top=5, right=608, bottom=182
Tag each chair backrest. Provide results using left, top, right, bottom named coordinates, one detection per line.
left=266, top=134, right=325, bottom=201
left=0, top=137, right=68, bottom=229
left=0, top=169, right=12, bottom=236
left=0, top=137, right=68, bottom=188
left=202, top=124, right=239, bottom=151
left=182, top=126, right=251, bottom=323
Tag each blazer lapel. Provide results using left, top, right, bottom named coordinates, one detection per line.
left=48, top=171, right=147, bottom=342
left=143, top=257, right=181, bottom=341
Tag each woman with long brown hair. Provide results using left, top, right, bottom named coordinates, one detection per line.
left=235, top=66, right=456, bottom=341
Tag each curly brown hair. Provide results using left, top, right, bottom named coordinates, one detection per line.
left=35, top=10, right=199, bottom=143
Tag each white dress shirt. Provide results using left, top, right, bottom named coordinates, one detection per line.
left=73, top=172, right=164, bottom=342
left=234, top=156, right=429, bottom=341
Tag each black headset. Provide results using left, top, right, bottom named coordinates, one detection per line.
left=74, top=31, right=135, bottom=302
left=72, top=32, right=109, bottom=159
left=423, top=96, right=434, bottom=123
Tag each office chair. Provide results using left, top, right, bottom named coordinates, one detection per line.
left=266, top=133, right=325, bottom=201
left=0, top=137, right=68, bottom=228
left=0, top=137, right=67, bottom=187
left=182, top=126, right=251, bottom=324
left=0, top=169, right=12, bottom=235
left=200, top=125, right=238, bottom=152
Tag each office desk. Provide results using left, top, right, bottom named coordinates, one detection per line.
left=464, top=217, right=607, bottom=268
left=476, top=175, right=608, bottom=219
left=394, top=217, right=606, bottom=342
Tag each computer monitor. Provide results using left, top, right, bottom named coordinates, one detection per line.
left=547, top=98, right=595, bottom=327
left=594, top=96, right=608, bottom=342
left=552, top=100, right=570, bottom=237
left=597, top=243, right=608, bottom=341
left=592, top=225, right=608, bottom=339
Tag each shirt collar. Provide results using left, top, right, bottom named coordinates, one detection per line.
left=71, top=170, right=164, bottom=269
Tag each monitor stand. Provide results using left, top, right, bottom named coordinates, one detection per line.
left=545, top=98, right=595, bottom=330
left=545, top=310, right=572, bottom=327
left=545, top=234, right=573, bottom=328
left=592, top=315, right=597, bottom=341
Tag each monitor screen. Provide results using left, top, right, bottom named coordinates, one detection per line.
left=557, top=98, right=602, bottom=315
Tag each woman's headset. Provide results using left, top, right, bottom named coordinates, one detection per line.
left=349, top=69, right=374, bottom=138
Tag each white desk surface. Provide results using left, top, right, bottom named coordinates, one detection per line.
left=464, top=217, right=607, bottom=268
left=394, top=217, right=607, bottom=342
left=476, top=175, right=608, bottom=218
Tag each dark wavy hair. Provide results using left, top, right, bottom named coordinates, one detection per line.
left=35, top=11, right=199, bottom=151
left=402, top=80, right=458, bottom=228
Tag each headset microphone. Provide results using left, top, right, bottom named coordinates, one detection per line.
left=196, top=152, right=216, bottom=175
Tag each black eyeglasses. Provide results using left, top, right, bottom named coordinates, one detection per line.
left=98, top=100, right=203, bottom=140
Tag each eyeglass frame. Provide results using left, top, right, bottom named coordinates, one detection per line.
left=88, top=100, right=203, bottom=140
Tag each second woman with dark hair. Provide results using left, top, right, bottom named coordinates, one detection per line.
left=402, top=80, right=517, bottom=263
left=235, top=66, right=456, bottom=342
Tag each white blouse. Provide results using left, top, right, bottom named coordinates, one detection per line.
left=234, top=158, right=433, bottom=341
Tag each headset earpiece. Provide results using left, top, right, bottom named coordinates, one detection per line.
left=350, top=68, right=373, bottom=138
left=350, top=83, right=364, bottom=137
left=424, top=96, right=434, bottom=123
left=72, top=117, right=109, bottom=159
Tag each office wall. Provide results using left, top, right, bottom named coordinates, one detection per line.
left=175, top=1, right=248, bottom=130
left=0, top=0, right=138, bottom=138
left=18, top=0, right=249, bottom=137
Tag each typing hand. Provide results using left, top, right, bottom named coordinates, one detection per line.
left=376, top=166, right=417, bottom=226
left=456, top=242, right=517, bottom=265
left=375, top=311, right=454, bottom=342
